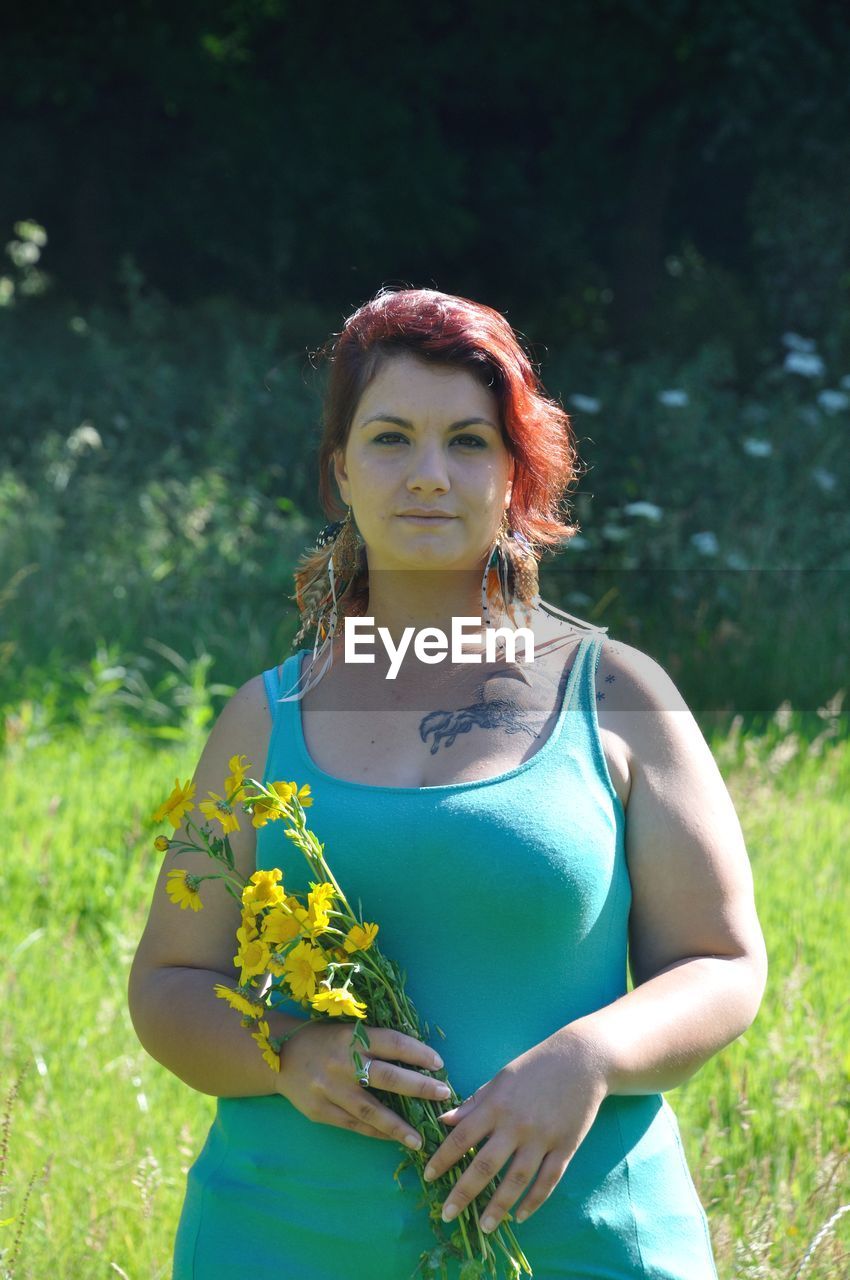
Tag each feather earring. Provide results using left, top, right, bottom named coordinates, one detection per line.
left=481, top=512, right=540, bottom=633
left=283, top=508, right=363, bottom=701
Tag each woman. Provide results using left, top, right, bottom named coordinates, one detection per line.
left=128, top=287, right=768, bottom=1280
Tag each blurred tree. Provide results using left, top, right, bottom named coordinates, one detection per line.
left=0, top=0, right=848, bottom=356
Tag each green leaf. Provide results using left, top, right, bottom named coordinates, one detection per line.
left=351, top=1021, right=371, bottom=1051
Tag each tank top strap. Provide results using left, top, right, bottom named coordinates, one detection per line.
left=261, top=664, right=281, bottom=717
left=260, top=654, right=305, bottom=782
left=570, top=633, right=604, bottom=721
left=553, top=633, right=620, bottom=809
left=547, top=632, right=603, bottom=754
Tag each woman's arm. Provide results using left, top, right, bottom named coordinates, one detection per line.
left=565, top=640, right=768, bottom=1091
left=128, top=673, right=308, bottom=1098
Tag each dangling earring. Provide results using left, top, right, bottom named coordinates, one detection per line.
left=481, top=510, right=539, bottom=632
left=328, top=505, right=359, bottom=580
left=283, top=507, right=365, bottom=701
left=507, top=528, right=540, bottom=606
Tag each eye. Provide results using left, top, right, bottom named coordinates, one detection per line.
left=371, top=432, right=487, bottom=448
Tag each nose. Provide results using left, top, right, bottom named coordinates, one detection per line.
left=405, top=440, right=450, bottom=496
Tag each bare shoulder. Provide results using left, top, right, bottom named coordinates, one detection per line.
left=592, top=636, right=700, bottom=810
left=594, top=637, right=690, bottom=719
left=212, top=671, right=274, bottom=764
left=532, top=616, right=666, bottom=808
left=129, top=670, right=275, bottom=979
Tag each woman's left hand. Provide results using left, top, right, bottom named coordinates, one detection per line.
left=422, top=1026, right=610, bottom=1233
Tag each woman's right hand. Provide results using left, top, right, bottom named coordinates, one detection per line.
left=276, top=1021, right=451, bottom=1149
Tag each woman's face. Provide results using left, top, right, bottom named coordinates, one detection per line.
left=333, top=352, right=515, bottom=573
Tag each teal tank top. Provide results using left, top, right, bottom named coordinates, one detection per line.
left=173, top=636, right=719, bottom=1279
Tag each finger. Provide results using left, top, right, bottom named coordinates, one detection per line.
left=318, top=1100, right=403, bottom=1144
left=439, top=1089, right=478, bottom=1123
left=369, top=1027, right=444, bottom=1072
left=510, top=1148, right=571, bottom=1225
left=475, top=1144, right=549, bottom=1232
left=366, top=1058, right=452, bottom=1103
left=436, top=1135, right=518, bottom=1225
left=423, top=1116, right=489, bottom=1185
left=342, top=1087, right=424, bottom=1150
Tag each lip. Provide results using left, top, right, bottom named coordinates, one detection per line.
left=397, top=511, right=457, bottom=520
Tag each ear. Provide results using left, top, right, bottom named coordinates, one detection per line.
left=332, top=449, right=351, bottom=506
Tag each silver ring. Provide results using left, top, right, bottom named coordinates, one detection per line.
left=357, top=1057, right=373, bottom=1089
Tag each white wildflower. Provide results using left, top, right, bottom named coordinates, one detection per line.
left=691, top=531, right=719, bottom=556
left=742, top=437, right=773, bottom=457
left=569, top=394, right=601, bottom=414
left=568, top=534, right=590, bottom=550
left=622, top=501, right=663, bottom=521
left=811, top=468, right=837, bottom=493
left=784, top=351, right=825, bottom=378
left=840, top=374, right=850, bottom=390
left=658, top=389, right=689, bottom=407
left=67, top=421, right=103, bottom=454
left=601, top=523, right=629, bottom=542
left=725, top=551, right=749, bottom=570
left=817, top=389, right=849, bottom=414
left=781, top=332, right=818, bottom=354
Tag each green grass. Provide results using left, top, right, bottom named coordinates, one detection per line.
left=1, top=716, right=848, bottom=1279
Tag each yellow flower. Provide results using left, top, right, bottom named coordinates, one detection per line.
left=199, top=791, right=241, bottom=835
left=310, top=986, right=368, bottom=1019
left=234, top=936, right=270, bottom=985
left=153, top=834, right=170, bottom=852
left=305, top=882, right=336, bottom=935
left=343, top=922, right=379, bottom=954
left=250, top=1019, right=280, bottom=1071
left=251, top=782, right=295, bottom=828
left=242, top=869, right=285, bottom=915
left=289, top=782, right=313, bottom=809
left=224, top=754, right=251, bottom=800
left=165, top=869, right=203, bottom=911
left=240, top=910, right=260, bottom=942
left=283, top=940, right=328, bottom=1001
left=262, top=905, right=302, bottom=946
left=251, top=803, right=278, bottom=829
left=214, top=984, right=264, bottom=1019
left=152, top=778, right=196, bottom=831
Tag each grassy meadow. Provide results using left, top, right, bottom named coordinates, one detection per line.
left=1, top=702, right=848, bottom=1280
left=1, top=290, right=848, bottom=1277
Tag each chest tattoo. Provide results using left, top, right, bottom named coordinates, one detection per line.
left=418, top=697, right=540, bottom=754
left=417, top=659, right=572, bottom=756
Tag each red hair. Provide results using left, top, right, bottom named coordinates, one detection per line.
left=312, top=286, right=581, bottom=551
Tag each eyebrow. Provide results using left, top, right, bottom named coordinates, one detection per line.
left=359, top=414, right=499, bottom=431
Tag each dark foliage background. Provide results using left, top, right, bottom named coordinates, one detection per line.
left=1, top=0, right=848, bottom=731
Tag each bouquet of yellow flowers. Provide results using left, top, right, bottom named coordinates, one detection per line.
left=151, top=759, right=532, bottom=1280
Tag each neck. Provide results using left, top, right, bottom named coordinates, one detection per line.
left=359, top=567, right=509, bottom=643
